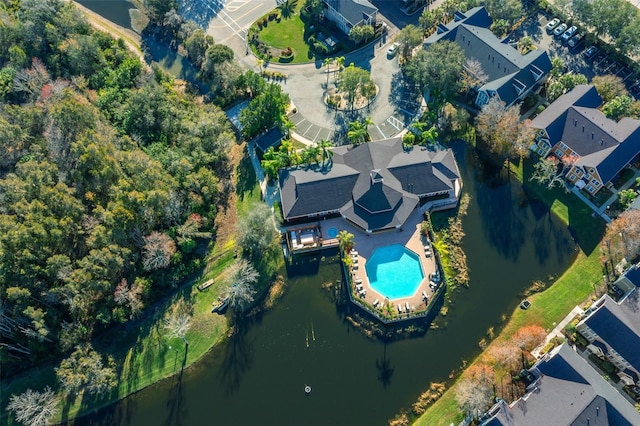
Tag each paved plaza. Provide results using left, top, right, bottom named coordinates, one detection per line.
left=318, top=210, right=439, bottom=316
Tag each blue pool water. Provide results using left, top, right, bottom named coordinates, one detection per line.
left=365, top=244, right=424, bottom=300
left=327, top=227, right=338, bottom=238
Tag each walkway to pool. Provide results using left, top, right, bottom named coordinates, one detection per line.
left=317, top=210, right=439, bottom=314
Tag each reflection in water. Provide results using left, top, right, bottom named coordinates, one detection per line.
left=75, top=143, right=577, bottom=425
left=77, top=1, right=135, bottom=30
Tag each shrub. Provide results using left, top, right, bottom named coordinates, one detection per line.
left=314, top=42, right=328, bottom=55
left=403, top=132, right=416, bottom=146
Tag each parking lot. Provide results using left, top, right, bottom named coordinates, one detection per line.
left=508, top=11, right=640, bottom=99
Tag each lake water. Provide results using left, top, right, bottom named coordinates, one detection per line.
left=77, top=0, right=135, bottom=31
left=73, top=141, right=577, bottom=425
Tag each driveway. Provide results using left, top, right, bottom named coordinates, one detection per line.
left=204, top=1, right=422, bottom=144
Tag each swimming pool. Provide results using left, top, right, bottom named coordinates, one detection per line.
left=365, top=244, right=424, bottom=300
left=327, top=227, right=338, bottom=238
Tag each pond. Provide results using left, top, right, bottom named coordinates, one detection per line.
left=74, top=141, right=578, bottom=425
left=77, top=0, right=135, bottom=31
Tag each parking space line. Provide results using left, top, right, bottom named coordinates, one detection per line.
left=376, top=125, right=386, bottom=139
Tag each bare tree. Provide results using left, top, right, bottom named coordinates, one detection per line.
left=7, top=387, right=58, bottom=426
left=226, top=259, right=258, bottom=313
left=530, top=155, right=577, bottom=190
left=476, top=97, right=533, bottom=162
left=142, top=231, right=176, bottom=271
left=603, top=209, right=640, bottom=263
left=489, top=343, right=521, bottom=372
left=55, top=344, right=116, bottom=397
left=461, top=58, right=488, bottom=92
left=113, top=278, right=143, bottom=318
left=455, top=363, right=495, bottom=419
left=512, top=325, right=547, bottom=352
left=164, top=300, right=192, bottom=346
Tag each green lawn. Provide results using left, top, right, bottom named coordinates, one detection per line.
left=511, top=157, right=605, bottom=252
left=415, top=155, right=607, bottom=426
left=254, top=3, right=313, bottom=64
left=415, top=247, right=603, bottom=426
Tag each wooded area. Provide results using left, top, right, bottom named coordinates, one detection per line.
left=0, top=0, right=244, bottom=378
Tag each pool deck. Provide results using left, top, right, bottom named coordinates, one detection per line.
left=316, top=210, right=439, bottom=313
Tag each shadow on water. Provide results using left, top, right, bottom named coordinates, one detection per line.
left=219, top=318, right=253, bottom=396
left=375, top=343, right=394, bottom=389
left=78, top=141, right=579, bottom=426
left=77, top=1, right=135, bottom=30
left=465, top=147, right=527, bottom=262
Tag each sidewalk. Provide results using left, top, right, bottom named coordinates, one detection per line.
left=531, top=304, right=584, bottom=358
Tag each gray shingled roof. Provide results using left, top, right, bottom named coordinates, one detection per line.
left=482, top=344, right=640, bottom=425
left=529, top=85, right=603, bottom=143
left=325, top=0, right=377, bottom=26
left=278, top=137, right=460, bottom=231
left=529, top=85, right=640, bottom=184
left=424, top=7, right=551, bottom=106
left=585, top=290, right=640, bottom=374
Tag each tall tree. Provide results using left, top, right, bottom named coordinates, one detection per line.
left=317, top=138, right=333, bottom=166
left=55, top=344, right=117, bottom=397
left=226, top=259, right=259, bottom=313
left=455, top=363, right=495, bottom=419
left=602, top=95, right=632, bottom=121
left=7, top=387, right=59, bottom=426
left=592, top=74, right=628, bottom=103
left=142, top=231, right=176, bottom=271
left=404, top=41, right=464, bottom=101
left=603, top=209, right=640, bottom=263
left=337, top=230, right=355, bottom=253
left=395, top=24, right=423, bottom=59
left=349, top=25, right=375, bottom=45
left=337, top=65, right=375, bottom=111
left=236, top=203, right=278, bottom=259
left=164, top=300, right=192, bottom=346
left=475, top=97, right=534, bottom=162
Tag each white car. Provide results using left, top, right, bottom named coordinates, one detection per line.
left=387, top=42, right=400, bottom=58
left=560, top=26, right=578, bottom=43
left=553, top=23, right=568, bottom=37
left=545, top=18, right=560, bottom=33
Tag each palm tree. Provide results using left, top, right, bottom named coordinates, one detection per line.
left=302, top=144, right=321, bottom=164
left=256, top=58, right=264, bottom=76
left=334, top=56, right=345, bottom=82
left=347, top=120, right=367, bottom=145
left=280, top=115, right=296, bottom=138
left=323, top=57, right=334, bottom=89
left=337, top=230, right=355, bottom=253
left=317, top=138, right=333, bottom=166
left=362, top=117, right=373, bottom=141
left=277, top=0, right=299, bottom=19
left=422, top=125, right=438, bottom=145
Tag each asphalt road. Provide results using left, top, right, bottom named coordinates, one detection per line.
left=205, top=1, right=422, bottom=143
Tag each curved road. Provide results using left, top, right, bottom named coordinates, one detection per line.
left=205, top=1, right=421, bottom=144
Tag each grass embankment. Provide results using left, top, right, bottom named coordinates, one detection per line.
left=414, top=158, right=606, bottom=426
left=1, top=143, right=264, bottom=424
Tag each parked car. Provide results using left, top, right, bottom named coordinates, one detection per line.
left=520, top=300, right=531, bottom=310
left=568, top=33, right=585, bottom=49
left=583, top=45, right=598, bottom=59
left=386, top=42, right=400, bottom=58
left=560, top=25, right=578, bottom=42
left=545, top=18, right=560, bottom=33
left=553, top=23, right=568, bottom=37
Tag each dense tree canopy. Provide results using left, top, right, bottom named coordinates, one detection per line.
left=404, top=41, right=464, bottom=101
left=0, top=0, right=235, bottom=374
